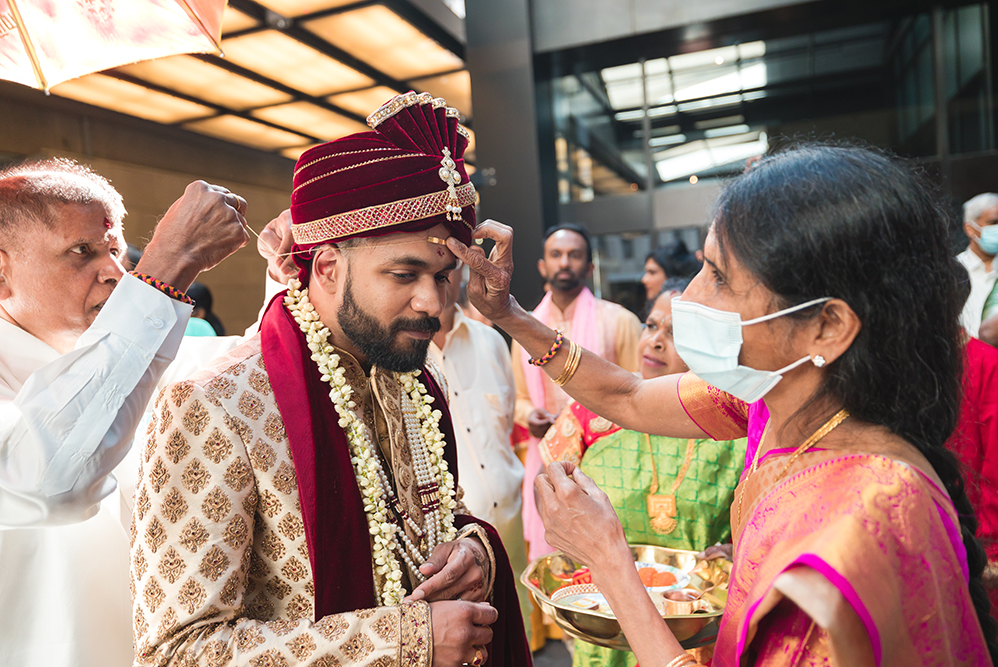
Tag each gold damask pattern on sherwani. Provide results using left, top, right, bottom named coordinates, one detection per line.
left=130, top=337, right=438, bottom=666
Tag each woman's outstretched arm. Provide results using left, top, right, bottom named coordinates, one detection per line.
left=448, top=221, right=705, bottom=439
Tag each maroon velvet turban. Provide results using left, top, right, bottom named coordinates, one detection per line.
left=290, top=91, right=476, bottom=271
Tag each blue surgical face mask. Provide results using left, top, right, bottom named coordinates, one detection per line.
left=671, top=296, right=832, bottom=403
left=970, top=221, right=998, bottom=256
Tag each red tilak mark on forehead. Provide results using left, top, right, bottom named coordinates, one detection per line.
left=436, top=248, right=445, bottom=256
left=103, top=217, right=112, bottom=229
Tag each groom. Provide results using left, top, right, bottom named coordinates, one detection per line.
left=131, top=92, right=531, bottom=666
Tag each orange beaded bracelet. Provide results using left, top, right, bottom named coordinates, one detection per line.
left=129, top=271, right=195, bottom=306
left=529, top=329, right=564, bottom=367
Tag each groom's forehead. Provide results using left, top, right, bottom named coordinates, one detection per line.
left=356, top=239, right=457, bottom=272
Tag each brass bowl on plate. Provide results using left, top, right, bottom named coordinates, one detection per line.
left=521, top=545, right=729, bottom=652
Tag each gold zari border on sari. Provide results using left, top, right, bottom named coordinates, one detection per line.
left=676, top=372, right=749, bottom=441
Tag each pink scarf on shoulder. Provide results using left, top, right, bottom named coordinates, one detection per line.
left=520, top=287, right=602, bottom=407
left=520, top=287, right=602, bottom=559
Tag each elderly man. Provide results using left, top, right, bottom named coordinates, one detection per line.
left=131, top=93, right=531, bottom=666
left=957, top=192, right=998, bottom=338
left=0, top=157, right=286, bottom=667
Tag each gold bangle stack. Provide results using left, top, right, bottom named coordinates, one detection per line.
left=552, top=340, right=582, bottom=386
left=664, top=653, right=697, bottom=667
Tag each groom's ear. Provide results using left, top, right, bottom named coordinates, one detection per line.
left=311, top=245, right=344, bottom=294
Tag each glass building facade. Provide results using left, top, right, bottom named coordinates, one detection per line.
left=528, top=2, right=998, bottom=306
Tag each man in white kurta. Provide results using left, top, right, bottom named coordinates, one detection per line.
left=0, top=159, right=278, bottom=667
left=428, top=267, right=531, bottom=634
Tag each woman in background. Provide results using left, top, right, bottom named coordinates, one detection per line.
left=451, top=144, right=997, bottom=665
left=541, top=278, right=745, bottom=667
left=641, top=241, right=701, bottom=302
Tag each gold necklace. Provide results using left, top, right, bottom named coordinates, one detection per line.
left=735, top=408, right=850, bottom=526
left=646, top=436, right=696, bottom=534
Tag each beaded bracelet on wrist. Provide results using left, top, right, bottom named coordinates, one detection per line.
left=529, top=329, right=564, bottom=367
left=129, top=271, right=195, bottom=306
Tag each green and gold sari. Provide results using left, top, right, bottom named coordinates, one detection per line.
left=540, top=401, right=746, bottom=667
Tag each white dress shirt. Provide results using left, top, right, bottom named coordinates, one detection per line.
left=428, top=307, right=524, bottom=528
left=427, top=309, right=532, bottom=627
left=0, top=274, right=272, bottom=667
left=958, top=248, right=997, bottom=337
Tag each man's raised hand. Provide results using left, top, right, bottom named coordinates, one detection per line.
left=137, top=181, right=250, bottom=292
left=446, top=219, right=515, bottom=323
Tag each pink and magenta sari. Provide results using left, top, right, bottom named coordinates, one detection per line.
left=677, top=373, right=991, bottom=666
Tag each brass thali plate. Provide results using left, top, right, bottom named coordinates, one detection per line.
left=521, top=545, right=729, bottom=652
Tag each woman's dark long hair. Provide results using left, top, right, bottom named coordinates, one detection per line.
left=713, top=144, right=998, bottom=658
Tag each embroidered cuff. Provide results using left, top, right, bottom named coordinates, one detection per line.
left=457, top=523, right=496, bottom=601
left=399, top=600, right=432, bottom=667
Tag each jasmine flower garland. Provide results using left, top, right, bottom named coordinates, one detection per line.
left=284, top=279, right=457, bottom=605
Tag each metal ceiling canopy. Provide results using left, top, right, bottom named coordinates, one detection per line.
left=35, top=0, right=473, bottom=161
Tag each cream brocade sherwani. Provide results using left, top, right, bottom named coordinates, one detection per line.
left=130, top=335, right=456, bottom=666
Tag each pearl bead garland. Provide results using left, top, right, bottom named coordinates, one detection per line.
left=284, top=280, right=457, bottom=606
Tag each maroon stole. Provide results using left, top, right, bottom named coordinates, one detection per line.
left=260, top=292, right=532, bottom=666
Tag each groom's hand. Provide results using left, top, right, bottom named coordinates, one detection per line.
left=429, top=601, right=495, bottom=667
left=405, top=537, right=488, bottom=603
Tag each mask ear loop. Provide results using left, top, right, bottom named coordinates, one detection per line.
left=745, top=297, right=834, bottom=375
left=773, top=354, right=814, bottom=375
left=742, top=297, right=833, bottom=326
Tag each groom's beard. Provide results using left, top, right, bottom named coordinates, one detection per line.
left=337, top=274, right=440, bottom=373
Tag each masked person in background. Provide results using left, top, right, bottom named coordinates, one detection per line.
left=958, top=192, right=998, bottom=338
left=451, top=144, right=997, bottom=666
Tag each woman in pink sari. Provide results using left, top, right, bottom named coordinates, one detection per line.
left=448, top=145, right=998, bottom=665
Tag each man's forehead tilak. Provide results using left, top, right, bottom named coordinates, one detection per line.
left=344, top=234, right=458, bottom=270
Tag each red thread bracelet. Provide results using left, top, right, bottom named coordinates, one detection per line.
left=129, top=271, right=195, bottom=306
left=529, top=330, right=564, bottom=367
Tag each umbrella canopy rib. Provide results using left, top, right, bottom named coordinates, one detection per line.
left=6, top=0, right=46, bottom=90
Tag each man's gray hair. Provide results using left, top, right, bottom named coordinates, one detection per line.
left=963, top=192, right=998, bottom=224
left=0, top=158, right=126, bottom=244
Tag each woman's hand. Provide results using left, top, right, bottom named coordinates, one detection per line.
left=534, top=462, right=630, bottom=571
left=538, top=463, right=692, bottom=667
left=446, top=220, right=516, bottom=323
